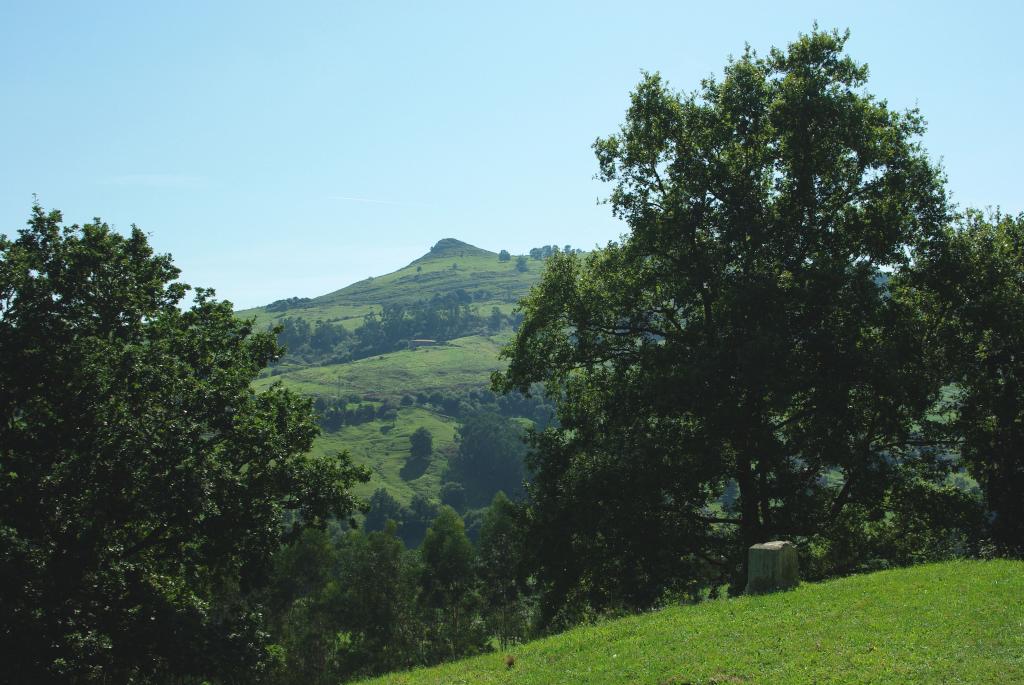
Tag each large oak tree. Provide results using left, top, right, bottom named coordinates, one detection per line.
left=495, top=29, right=963, bottom=624
left=0, top=206, right=367, bottom=683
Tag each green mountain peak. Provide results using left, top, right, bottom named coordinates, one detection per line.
left=413, top=238, right=496, bottom=263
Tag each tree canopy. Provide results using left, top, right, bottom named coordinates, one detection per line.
left=910, top=210, right=1024, bottom=556
left=0, top=206, right=368, bottom=683
left=409, top=426, right=434, bottom=461
left=445, top=411, right=528, bottom=508
left=494, top=29, right=966, bottom=623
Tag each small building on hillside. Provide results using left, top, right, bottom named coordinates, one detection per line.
left=409, top=339, right=437, bottom=349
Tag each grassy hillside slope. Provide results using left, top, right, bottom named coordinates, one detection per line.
left=237, top=238, right=542, bottom=330
left=252, top=335, right=509, bottom=504
left=358, top=560, right=1023, bottom=685
left=310, top=408, right=458, bottom=505
left=238, top=240, right=548, bottom=506
left=253, top=334, right=507, bottom=400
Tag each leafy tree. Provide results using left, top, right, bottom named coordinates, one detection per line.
left=477, top=492, right=531, bottom=648
left=310, top=319, right=348, bottom=354
left=446, top=411, right=528, bottom=508
left=265, top=529, right=345, bottom=685
left=377, top=399, right=398, bottom=424
left=498, top=249, right=511, bottom=262
left=494, top=29, right=953, bottom=622
left=515, top=255, right=528, bottom=272
left=400, top=494, right=439, bottom=548
left=266, top=528, right=341, bottom=621
left=911, top=211, right=1024, bottom=556
left=276, top=315, right=313, bottom=355
left=0, top=206, right=369, bottom=683
left=488, top=306, right=504, bottom=332
left=410, top=426, right=434, bottom=461
left=440, top=481, right=467, bottom=512
left=329, top=526, right=425, bottom=678
left=363, top=488, right=409, bottom=534
left=419, top=507, right=487, bottom=661
left=266, top=525, right=426, bottom=684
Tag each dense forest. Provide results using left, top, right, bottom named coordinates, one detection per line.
left=1, top=28, right=1022, bottom=685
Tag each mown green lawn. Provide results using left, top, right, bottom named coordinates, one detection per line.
left=357, top=560, right=1023, bottom=685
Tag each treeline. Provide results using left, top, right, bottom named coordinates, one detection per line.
left=265, top=495, right=529, bottom=685
left=271, top=292, right=523, bottom=366
left=314, top=397, right=393, bottom=432
left=361, top=409, right=531, bottom=548
left=527, top=244, right=582, bottom=260
left=314, top=387, right=555, bottom=434
left=266, top=296, right=313, bottom=312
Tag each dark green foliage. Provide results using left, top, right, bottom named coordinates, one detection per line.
left=0, top=207, right=368, bottom=683
left=528, top=245, right=562, bottom=260
left=276, top=316, right=350, bottom=361
left=910, top=211, right=1024, bottom=556
left=266, top=525, right=424, bottom=684
left=331, top=527, right=425, bottom=676
left=272, top=292, right=494, bottom=367
left=498, top=249, right=511, bottom=262
left=494, top=29, right=959, bottom=623
left=265, top=528, right=344, bottom=685
left=363, top=488, right=409, bottom=534
left=460, top=506, right=487, bottom=544
left=420, top=507, right=488, bottom=661
left=515, top=255, right=528, bottom=272
left=440, top=481, right=467, bottom=512
left=265, top=296, right=313, bottom=312
left=488, top=306, right=504, bottom=332
left=314, top=396, right=384, bottom=432
left=477, top=492, right=532, bottom=648
left=396, top=494, right=440, bottom=549
left=802, top=466, right=986, bottom=579
left=445, top=411, right=529, bottom=509
left=410, top=427, right=434, bottom=460
left=266, top=506, right=508, bottom=683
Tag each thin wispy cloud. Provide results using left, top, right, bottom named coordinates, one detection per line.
left=99, top=174, right=207, bottom=189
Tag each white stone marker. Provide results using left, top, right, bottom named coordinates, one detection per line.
left=745, top=540, right=799, bottom=594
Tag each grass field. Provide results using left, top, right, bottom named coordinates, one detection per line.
left=251, top=333, right=509, bottom=506
left=356, top=560, right=1024, bottom=685
left=253, top=334, right=508, bottom=401
left=308, top=407, right=459, bottom=506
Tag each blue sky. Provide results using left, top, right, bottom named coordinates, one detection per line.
left=2, top=1, right=1021, bottom=308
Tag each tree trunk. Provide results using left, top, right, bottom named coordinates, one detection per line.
left=735, top=452, right=763, bottom=592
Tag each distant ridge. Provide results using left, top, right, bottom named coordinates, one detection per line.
left=411, top=238, right=496, bottom=263
left=236, top=237, right=540, bottom=321
left=234, top=239, right=548, bottom=507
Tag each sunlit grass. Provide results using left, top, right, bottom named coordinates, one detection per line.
left=357, top=560, right=1024, bottom=685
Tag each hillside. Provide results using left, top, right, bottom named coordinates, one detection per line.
left=356, top=559, right=1024, bottom=685
left=237, top=238, right=542, bottom=331
left=238, top=240, right=550, bottom=507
